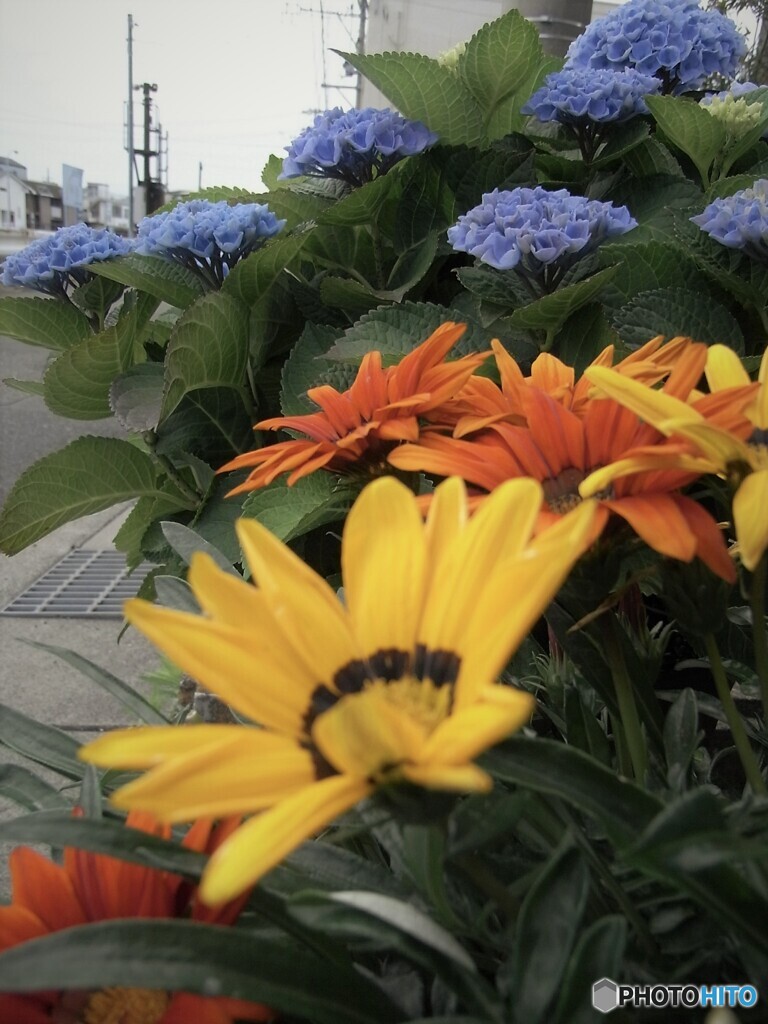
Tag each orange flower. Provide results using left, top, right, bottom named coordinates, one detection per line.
left=390, top=342, right=752, bottom=582
left=0, top=811, right=273, bottom=1024
left=219, top=322, right=489, bottom=496
left=442, top=335, right=695, bottom=437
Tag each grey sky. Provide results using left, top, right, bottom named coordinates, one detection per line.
left=0, top=0, right=358, bottom=196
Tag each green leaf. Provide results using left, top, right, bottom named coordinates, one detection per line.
left=110, top=361, right=165, bottom=431
left=161, top=520, right=240, bottom=575
left=623, top=790, right=768, bottom=957
left=325, top=301, right=494, bottom=364
left=0, top=920, right=401, bottom=1024
left=160, top=291, right=250, bottom=420
left=599, top=240, right=713, bottom=308
left=590, top=119, right=651, bottom=168
left=87, top=253, right=205, bottom=309
left=610, top=286, right=744, bottom=350
left=338, top=49, right=484, bottom=146
left=645, top=94, right=726, bottom=186
left=280, top=322, right=354, bottom=415
left=112, top=490, right=195, bottom=571
left=241, top=473, right=355, bottom=543
left=43, top=294, right=159, bottom=420
left=483, top=737, right=662, bottom=846
left=154, top=387, right=254, bottom=464
left=507, top=844, right=590, bottom=1024
left=0, top=702, right=84, bottom=780
left=551, top=303, right=616, bottom=373
left=72, top=275, right=126, bottom=318
left=663, top=688, right=701, bottom=792
left=305, top=223, right=380, bottom=285
left=318, top=172, right=401, bottom=227
left=458, top=9, right=543, bottom=127
left=154, top=574, right=201, bottom=612
left=508, top=267, right=618, bottom=333
left=0, top=295, right=91, bottom=350
left=222, top=233, right=310, bottom=307
left=622, top=136, right=685, bottom=178
left=0, top=764, right=70, bottom=812
left=24, top=641, right=169, bottom=725
left=269, top=841, right=414, bottom=900
left=2, top=377, right=45, bottom=396
left=0, top=436, right=191, bottom=555
left=606, top=175, right=701, bottom=245
left=319, top=276, right=388, bottom=318
left=553, top=917, right=628, bottom=1024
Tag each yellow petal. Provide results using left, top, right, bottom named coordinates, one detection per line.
left=400, top=763, right=492, bottom=793
left=452, top=499, right=597, bottom=708
left=107, top=730, right=315, bottom=823
left=586, top=366, right=699, bottom=430
left=418, top=478, right=543, bottom=659
left=80, top=724, right=250, bottom=769
left=421, top=692, right=534, bottom=764
left=705, top=344, right=751, bottom=392
left=579, top=452, right=713, bottom=496
left=188, top=552, right=268, bottom=632
left=424, top=477, right=468, bottom=570
left=236, top=518, right=358, bottom=687
left=733, top=469, right=768, bottom=571
left=341, top=476, right=427, bottom=656
left=199, top=774, right=373, bottom=905
left=753, top=347, right=768, bottom=430
left=124, top=599, right=312, bottom=737
left=661, top=419, right=753, bottom=468
left=312, top=687, right=426, bottom=777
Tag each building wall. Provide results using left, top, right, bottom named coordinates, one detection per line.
left=0, top=174, right=28, bottom=230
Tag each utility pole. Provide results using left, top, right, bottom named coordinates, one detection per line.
left=355, top=0, right=368, bottom=109
left=127, top=14, right=135, bottom=235
left=134, top=81, right=164, bottom=218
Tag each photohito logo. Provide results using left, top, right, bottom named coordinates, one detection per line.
left=592, top=978, right=759, bottom=1014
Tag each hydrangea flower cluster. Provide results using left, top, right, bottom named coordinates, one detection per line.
left=280, top=107, right=438, bottom=187
left=565, top=0, right=746, bottom=95
left=135, top=199, right=286, bottom=288
left=1, top=223, right=133, bottom=296
left=700, top=83, right=768, bottom=139
left=448, top=186, right=637, bottom=292
left=691, top=179, right=768, bottom=262
left=523, top=67, right=661, bottom=125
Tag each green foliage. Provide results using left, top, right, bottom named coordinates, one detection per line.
left=0, top=295, right=91, bottom=349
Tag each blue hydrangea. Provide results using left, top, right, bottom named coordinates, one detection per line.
left=565, top=0, right=746, bottom=95
left=280, top=107, right=438, bottom=187
left=691, top=180, right=768, bottom=262
left=135, top=199, right=286, bottom=288
left=523, top=67, right=661, bottom=125
left=1, top=224, right=133, bottom=295
left=448, top=187, right=637, bottom=291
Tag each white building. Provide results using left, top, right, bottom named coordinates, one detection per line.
left=0, top=172, right=30, bottom=230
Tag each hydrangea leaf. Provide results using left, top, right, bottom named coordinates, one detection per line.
left=319, top=276, right=391, bottom=319
left=241, top=472, right=356, bottom=544
left=610, top=286, right=744, bottom=350
left=644, top=95, right=726, bottom=187
left=113, top=490, right=198, bottom=572
left=304, top=224, right=380, bottom=286
left=43, top=294, right=159, bottom=420
left=0, top=920, right=401, bottom=1024
left=2, top=377, right=45, bottom=397
left=324, top=301, right=493, bottom=364
left=337, top=49, right=484, bottom=147
left=154, top=387, right=254, bottom=465
left=110, top=362, right=165, bottom=431
left=314, top=173, right=398, bottom=227
left=604, top=174, right=701, bottom=244
left=552, top=303, right=617, bottom=374
left=0, top=436, right=192, bottom=555
left=622, top=136, right=685, bottom=178
left=598, top=241, right=713, bottom=308
left=0, top=296, right=91, bottom=350
left=185, top=480, right=250, bottom=565
left=590, top=119, right=651, bottom=168
left=384, top=161, right=454, bottom=254
left=457, top=9, right=543, bottom=129
left=160, top=292, right=250, bottom=421
left=280, top=322, right=355, bottom=415
left=222, top=233, right=310, bottom=307
left=86, top=254, right=205, bottom=309
left=508, top=266, right=619, bottom=332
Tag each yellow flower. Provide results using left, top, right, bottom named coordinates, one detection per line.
left=81, top=476, right=596, bottom=905
left=581, top=345, right=766, bottom=569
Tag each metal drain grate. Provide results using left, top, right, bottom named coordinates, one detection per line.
left=1, top=550, right=151, bottom=618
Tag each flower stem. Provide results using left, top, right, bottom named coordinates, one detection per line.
left=749, top=554, right=768, bottom=723
left=703, top=632, right=766, bottom=795
left=602, top=615, right=647, bottom=783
